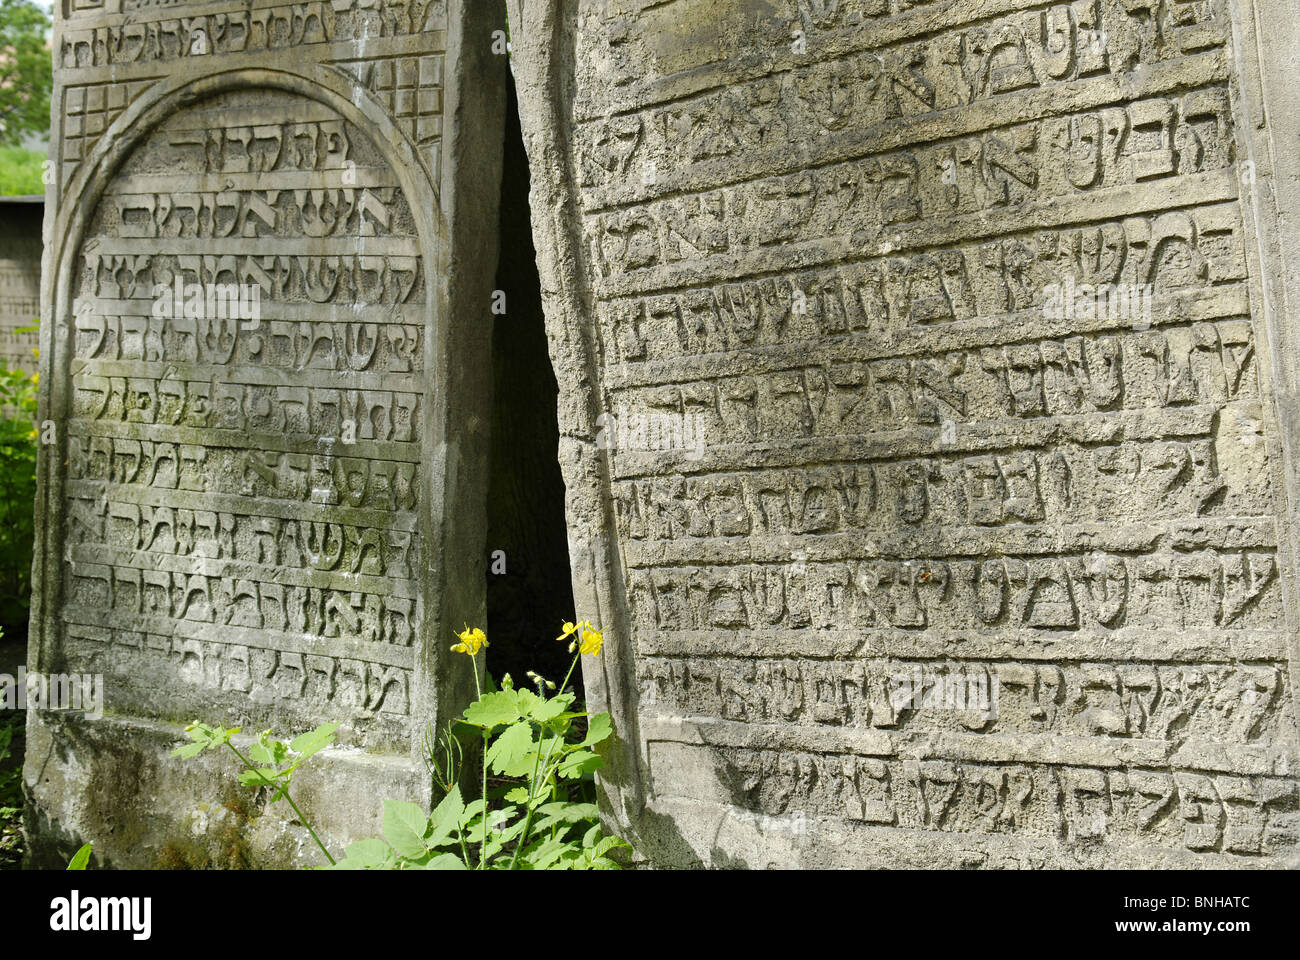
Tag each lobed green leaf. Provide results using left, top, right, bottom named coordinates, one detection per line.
left=289, top=722, right=340, bottom=759
left=462, top=690, right=521, bottom=728
left=382, top=799, right=430, bottom=860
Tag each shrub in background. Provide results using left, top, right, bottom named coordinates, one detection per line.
left=0, top=351, right=37, bottom=634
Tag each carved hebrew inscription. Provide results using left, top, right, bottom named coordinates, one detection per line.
left=53, top=0, right=447, bottom=192
left=60, top=89, right=426, bottom=747
left=564, top=0, right=1300, bottom=863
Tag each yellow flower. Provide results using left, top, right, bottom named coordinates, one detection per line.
left=30, top=372, right=38, bottom=385
left=451, top=625, right=487, bottom=657
left=555, top=620, right=588, bottom=643
left=578, top=625, right=604, bottom=657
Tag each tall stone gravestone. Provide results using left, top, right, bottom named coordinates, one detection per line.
left=509, top=0, right=1300, bottom=867
left=26, top=0, right=506, bottom=867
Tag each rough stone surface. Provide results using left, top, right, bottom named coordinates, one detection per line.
left=0, top=197, right=43, bottom=372
left=26, top=0, right=506, bottom=868
left=507, top=0, right=1300, bottom=867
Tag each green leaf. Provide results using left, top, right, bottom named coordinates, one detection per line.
left=461, top=690, right=521, bottom=728
left=546, top=714, right=582, bottom=736
left=459, top=798, right=486, bottom=827
left=514, top=687, right=542, bottom=717
left=395, top=850, right=436, bottom=869
left=450, top=720, right=481, bottom=740
left=481, top=813, right=527, bottom=862
left=580, top=712, right=613, bottom=747
left=246, top=742, right=277, bottom=764
left=66, top=843, right=92, bottom=870
left=340, top=837, right=393, bottom=868
left=557, top=750, right=603, bottom=779
left=518, top=835, right=571, bottom=871
left=423, top=852, right=468, bottom=870
left=503, top=786, right=530, bottom=804
left=261, top=738, right=291, bottom=766
left=532, top=694, right=575, bottom=724
left=591, top=835, right=627, bottom=859
left=237, top=767, right=284, bottom=787
left=536, top=800, right=598, bottom=820
left=461, top=802, right=522, bottom=849
left=170, top=741, right=207, bottom=759
left=383, top=799, right=430, bottom=860
left=289, top=721, right=340, bottom=758
left=533, top=802, right=599, bottom=834
left=424, top=785, right=464, bottom=849
left=486, top=721, right=537, bottom=778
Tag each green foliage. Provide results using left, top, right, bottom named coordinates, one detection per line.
left=173, top=623, right=632, bottom=870
left=0, top=702, right=23, bottom=869
left=0, top=358, right=35, bottom=634
left=0, top=0, right=52, bottom=147
left=66, top=842, right=91, bottom=870
left=0, top=712, right=21, bottom=817
left=332, top=788, right=622, bottom=871
left=335, top=663, right=628, bottom=871
left=0, top=146, right=43, bottom=195
left=171, top=720, right=341, bottom=865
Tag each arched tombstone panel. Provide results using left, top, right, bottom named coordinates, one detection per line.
left=508, top=0, right=1300, bottom=868
left=27, top=0, right=506, bottom=868
left=64, top=87, right=427, bottom=741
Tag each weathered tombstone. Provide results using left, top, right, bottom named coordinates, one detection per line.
left=508, top=0, right=1300, bottom=867
left=26, top=0, right=507, bottom=867
left=0, top=197, right=43, bottom=372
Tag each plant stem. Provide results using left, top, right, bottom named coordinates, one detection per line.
left=559, top=653, right=580, bottom=697
left=503, top=654, right=581, bottom=868
left=508, top=724, right=547, bottom=871
left=226, top=743, right=336, bottom=865
left=457, top=827, right=471, bottom=868
left=470, top=657, right=487, bottom=870
left=479, top=729, right=488, bottom=869
left=506, top=732, right=561, bottom=870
